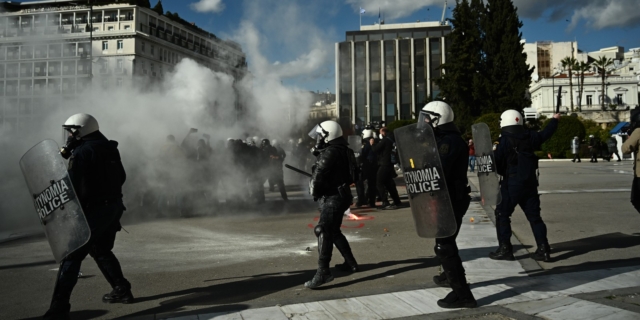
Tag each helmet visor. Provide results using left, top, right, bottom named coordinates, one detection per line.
left=417, top=110, right=437, bottom=130
left=308, top=124, right=321, bottom=139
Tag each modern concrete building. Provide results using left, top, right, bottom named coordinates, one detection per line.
left=523, top=41, right=587, bottom=80
left=0, top=0, right=247, bottom=131
left=335, top=21, right=451, bottom=132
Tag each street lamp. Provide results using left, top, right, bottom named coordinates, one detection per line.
left=551, top=68, right=561, bottom=113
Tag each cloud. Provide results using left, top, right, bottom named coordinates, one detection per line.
left=513, top=0, right=640, bottom=30
left=190, top=0, right=225, bottom=13
left=346, top=0, right=445, bottom=20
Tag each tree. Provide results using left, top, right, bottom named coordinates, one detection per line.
left=138, top=0, right=151, bottom=8
left=436, top=0, right=484, bottom=133
left=575, top=61, right=591, bottom=111
left=560, top=57, right=578, bottom=112
left=481, top=0, right=533, bottom=114
left=152, top=0, right=163, bottom=15
left=592, top=56, right=614, bottom=110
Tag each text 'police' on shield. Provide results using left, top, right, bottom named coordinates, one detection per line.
left=404, top=167, right=442, bottom=194
left=33, top=178, right=73, bottom=220
left=476, top=155, right=494, bottom=173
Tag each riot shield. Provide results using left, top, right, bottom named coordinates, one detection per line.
left=347, top=135, right=362, bottom=158
left=19, top=140, right=91, bottom=263
left=394, top=124, right=457, bottom=238
left=471, top=123, right=501, bottom=206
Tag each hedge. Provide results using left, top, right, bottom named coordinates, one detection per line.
left=540, top=116, right=586, bottom=158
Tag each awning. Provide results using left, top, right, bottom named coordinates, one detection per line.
left=610, top=122, right=630, bottom=134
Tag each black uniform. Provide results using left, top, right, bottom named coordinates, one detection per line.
left=491, top=119, right=558, bottom=262
left=45, top=131, right=131, bottom=319
left=589, top=136, right=599, bottom=163
left=372, top=135, right=402, bottom=208
left=431, top=125, right=476, bottom=308
left=263, top=144, right=288, bottom=201
left=305, top=137, right=359, bottom=288
left=356, top=140, right=378, bottom=207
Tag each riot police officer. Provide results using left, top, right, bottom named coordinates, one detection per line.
left=262, top=139, right=288, bottom=201
left=45, top=114, right=132, bottom=319
left=419, top=102, right=477, bottom=309
left=489, top=110, right=559, bottom=262
left=356, top=127, right=378, bottom=207
left=305, top=120, right=359, bottom=289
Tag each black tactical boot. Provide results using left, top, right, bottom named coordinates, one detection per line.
left=102, top=285, right=134, bottom=304
left=433, top=272, right=450, bottom=288
left=437, top=290, right=478, bottom=309
left=437, top=265, right=477, bottom=309
left=377, top=201, right=391, bottom=210
left=489, top=243, right=516, bottom=261
left=531, top=243, right=551, bottom=262
left=43, top=300, right=70, bottom=320
left=304, top=268, right=334, bottom=289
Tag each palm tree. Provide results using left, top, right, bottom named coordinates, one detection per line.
left=592, top=56, right=614, bottom=110
left=575, top=61, right=591, bottom=111
left=561, top=57, right=578, bottom=112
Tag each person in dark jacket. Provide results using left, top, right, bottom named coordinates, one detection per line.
left=305, top=120, right=359, bottom=289
left=607, top=136, right=621, bottom=162
left=45, top=114, right=132, bottom=320
left=489, top=110, right=559, bottom=263
left=418, top=102, right=477, bottom=309
left=588, top=135, right=599, bottom=163
left=356, top=128, right=378, bottom=207
left=371, top=127, right=402, bottom=210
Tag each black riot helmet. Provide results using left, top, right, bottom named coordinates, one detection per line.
left=261, top=139, right=271, bottom=148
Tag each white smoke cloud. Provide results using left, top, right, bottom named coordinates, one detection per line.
left=190, top=0, right=226, bottom=14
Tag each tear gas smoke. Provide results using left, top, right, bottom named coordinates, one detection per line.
left=0, top=58, right=314, bottom=233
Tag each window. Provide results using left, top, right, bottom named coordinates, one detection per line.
left=117, top=59, right=123, bottom=70
left=93, top=27, right=99, bottom=32
left=108, top=26, right=114, bottom=31
left=617, top=94, right=624, bottom=105
left=141, top=41, right=146, bottom=52
left=151, top=45, right=155, bottom=56
left=102, top=41, right=108, bottom=51
left=630, top=67, right=635, bottom=71
left=116, top=78, right=123, bottom=87
left=117, top=40, right=123, bottom=50
left=587, top=95, right=593, bottom=106
left=124, top=25, right=130, bottom=30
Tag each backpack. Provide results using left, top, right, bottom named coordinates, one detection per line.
left=346, top=148, right=359, bottom=184
left=387, top=137, right=398, bottom=165
left=506, top=136, right=539, bottom=183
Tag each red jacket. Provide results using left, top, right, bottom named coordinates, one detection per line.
left=469, top=144, right=475, bottom=156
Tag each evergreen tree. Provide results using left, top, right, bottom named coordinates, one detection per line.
left=139, top=0, right=151, bottom=8
left=152, top=0, right=163, bottom=15
left=436, top=0, right=484, bottom=132
left=481, top=0, right=533, bottom=114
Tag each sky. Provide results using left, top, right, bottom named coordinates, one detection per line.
left=156, top=0, right=640, bottom=93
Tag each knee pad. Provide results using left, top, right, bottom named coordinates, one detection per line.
left=434, top=243, right=457, bottom=259
left=314, top=225, right=324, bottom=238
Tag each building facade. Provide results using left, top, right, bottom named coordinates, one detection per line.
left=335, top=21, right=451, bottom=131
left=0, top=0, right=247, bottom=132
left=524, top=41, right=585, bottom=79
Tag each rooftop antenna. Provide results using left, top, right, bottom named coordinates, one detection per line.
left=440, top=0, right=447, bottom=26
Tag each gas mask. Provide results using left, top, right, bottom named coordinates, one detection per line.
left=60, top=126, right=81, bottom=159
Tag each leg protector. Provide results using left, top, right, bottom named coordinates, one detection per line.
left=314, top=225, right=332, bottom=269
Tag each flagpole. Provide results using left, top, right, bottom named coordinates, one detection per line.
left=359, top=11, right=362, bottom=28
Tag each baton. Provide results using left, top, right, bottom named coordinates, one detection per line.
left=285, top=164, right=312, bottom=177
left=556, top=85, right=562, bottom=114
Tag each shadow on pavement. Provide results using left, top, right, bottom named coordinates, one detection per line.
left=20, top=309, right=108, bottom=320
left=0, top=259, right=56, bottom=271
left=549, top=232, right=640, bottom=265
left=120, top=258, right=437, bottom=318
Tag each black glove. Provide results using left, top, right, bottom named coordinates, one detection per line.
left=60, top=136, right=80, bottom=159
